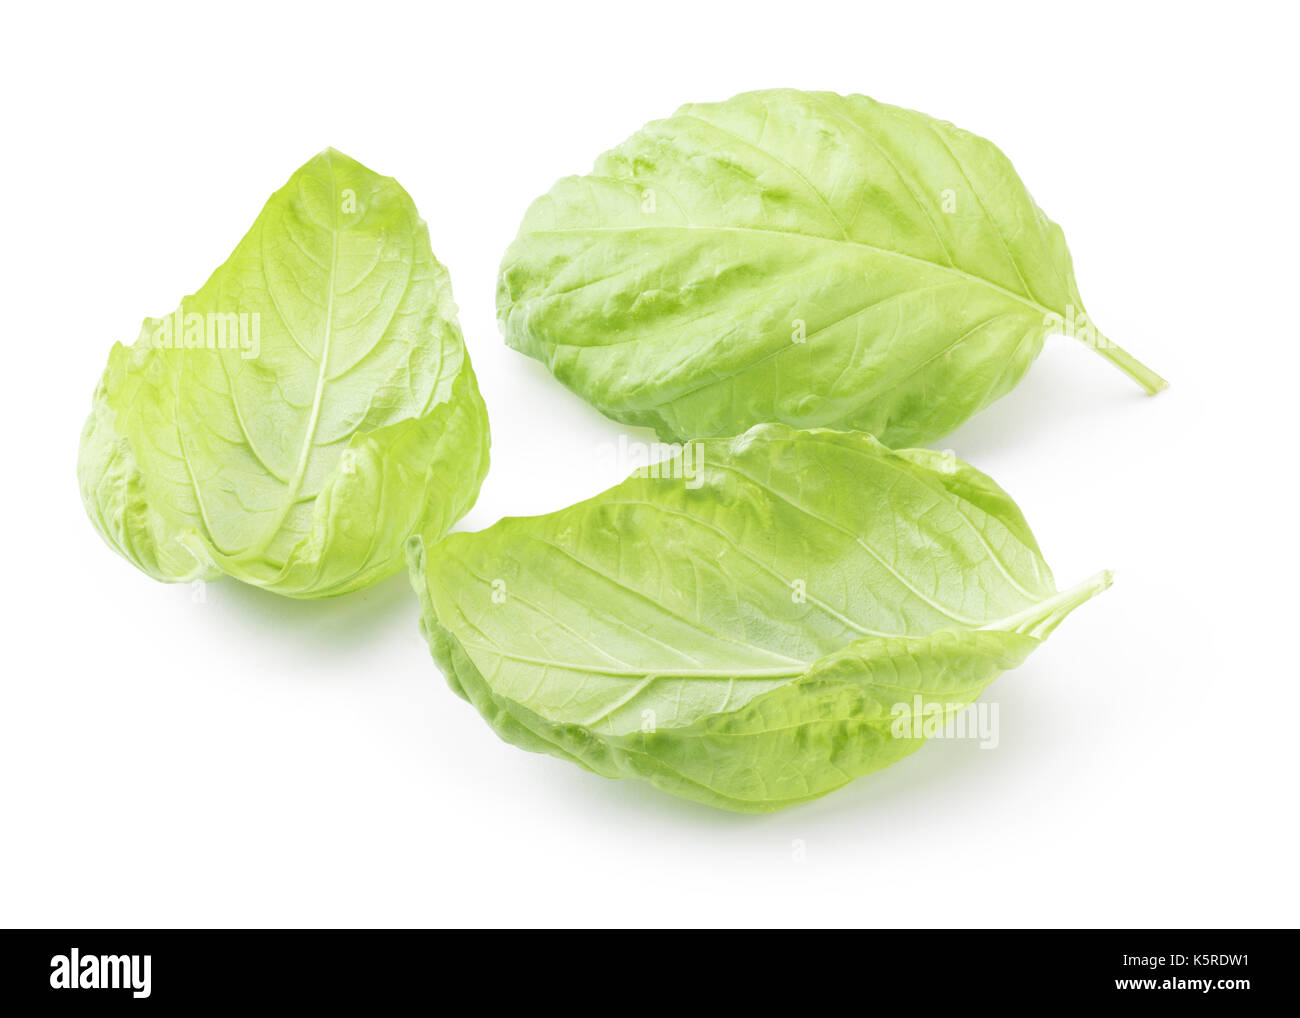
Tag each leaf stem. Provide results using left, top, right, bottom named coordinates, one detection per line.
left=986, top=570, right=1114, bottom=640
left=1090, top=335, right=1169, bottom=395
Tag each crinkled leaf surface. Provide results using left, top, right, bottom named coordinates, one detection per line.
left=410, top=425, right=1109, bottom=812
left=499, top=89, right=1165, bottom=446
left=79, top=149, right=490, bottom=598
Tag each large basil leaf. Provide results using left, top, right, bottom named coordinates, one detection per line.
left=498, top=89, right=1166, bottom=446
left=409, top=425, right=1108, bottom=812
left=78, top=150, right=490, bottom=598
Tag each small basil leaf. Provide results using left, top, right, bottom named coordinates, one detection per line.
left=78, top=149, right=490, bottom=598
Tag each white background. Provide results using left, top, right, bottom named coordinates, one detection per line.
left=2, top=0, right=1296, bottom=928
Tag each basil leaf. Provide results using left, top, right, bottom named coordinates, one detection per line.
left=409, top=425, right=1108, bottom=812
left=499, top=89, right=1166, bottom=446
left=78, top=150, right=490, bottom=598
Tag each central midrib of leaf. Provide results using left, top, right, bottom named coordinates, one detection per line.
left=455, top=585, right=1078, bottom=733
left=250, top=166, right=342, bottom=560
left=524, top=222, right=1058, bottom=324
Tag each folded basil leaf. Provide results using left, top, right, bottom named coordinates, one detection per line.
left=79, top=149, right=490, bottom=598
left=499, top=88, right=1166, bottom=446
left=409, top=425, right=1108, bottom=812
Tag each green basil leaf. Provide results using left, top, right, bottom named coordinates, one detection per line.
left=78, top=149, right=490, bottom=598
left=409, top=425, right=1108, bottom=812
left=498, top=88, right=1166, bottom=446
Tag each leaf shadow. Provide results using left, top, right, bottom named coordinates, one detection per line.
left=203, top=568, right=417, bottom=657
left=938, top=338, right=1159, bottom=462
